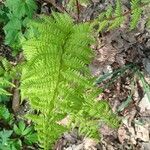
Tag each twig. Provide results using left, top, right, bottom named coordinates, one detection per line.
left=12, top=79, right=20, bottom=113
left=43, top=0, right=78, bottom=20
left=76, top=0, right=80, bottom=21
left=43, top=0, right=66, bottom=13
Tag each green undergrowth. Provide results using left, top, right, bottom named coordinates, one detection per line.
left=0, top=58, right=37, bottom=150
left=0, top=0, right=37, bottom=53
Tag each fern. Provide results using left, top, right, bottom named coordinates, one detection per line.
left=91, top=0, right=150, bottom=32
left=109, top=0, right=124, bottom=30
left=0, top=58, right=16, bottom=96
left=0, top=77, right=14, bottom=96
left=130, top=0, right=142, bottom=29
left=20, top=13, right=119, bottom=149
left=141, top=0, right=150, bottom=28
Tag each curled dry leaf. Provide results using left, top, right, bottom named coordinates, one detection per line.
left=135, top=123, right=149, bottom=142
left=143, top=58, right=150, bottom=75
left=57, top=115, right=70, bottom=126
left=100, top=124, right=115, bottom=136
left=142, top=142, right=150, bottom=150
left=138, top=94, right=150, bottom=112
left=83, top=138, right=98, bottom=150
left=95, top=45, right=117, bottom=67
left=118, top=126, right=129, bottom=144
left=89, top=64, right=103, bottom=77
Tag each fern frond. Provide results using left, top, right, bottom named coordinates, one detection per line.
left=0, top=77, right=14, bottom=96
left=93, top=0, right=150, bottom=32
left=106, top=6, right=113, bottom=19
left=21, top=13, right=119, bottom=149
left=96, top=0, right=124, bottom=32
left=108, top=0, right=124, bottom=30
left=130, top=0, right=142, bottom=30
left=147, top=18, right=150, bottom=28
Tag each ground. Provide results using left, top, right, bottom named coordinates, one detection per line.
left=0, top=0, right=150, bottom=150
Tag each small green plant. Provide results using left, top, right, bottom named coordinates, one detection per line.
left=0, top=107, right=37, bottom=149
left=0, top=58, right=37, bottom=149
left=136, top=70, right=150, bottom=102
left=0, top=122, right=37, bottom=150
left=0, top=58, right=18, bottom=98
left=0, top=105, right=14, bottom=125
left=0, top=77, right=14, bottom=96
left=96, top=64, right=150, bottom=110
left=0, top=129, right=21, bottom=150
left=20, top=12, right=120, bottom=149
left=0, top=0, right=37, bottom=51
left=13, top=121, right=38, bottom=145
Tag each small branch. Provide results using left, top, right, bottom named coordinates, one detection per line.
left=12, top=79, right=20, bottom=113
left=76, top=0, right=80, bottom=21
left=43, top=0, right=66, bottom=13
left=43, top=0, right=78, bottom=20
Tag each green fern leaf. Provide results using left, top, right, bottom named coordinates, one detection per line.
left=94, top=0, right=150, bottom=32
left=0, top=77, right=14, bottom=96
left=98, top=20, right=109, bottom=32
left=130, top=0, right=142, bottom=30
left=108, top=0, right=124, bottom=30
left=21, top=13, right=120, bottom=149
left=106, top=6, right=113, bottom=19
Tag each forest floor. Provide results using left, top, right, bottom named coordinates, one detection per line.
left=53, top=0, right=150, bottom=150
left=0, top=0, right=150, bottom=150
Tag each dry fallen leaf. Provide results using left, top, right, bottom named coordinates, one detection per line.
left=118, top=126, right=128, bottom=144
left=83, top=138, right=98, bottom=150
left=89, top=64, right=103, bottom=77
left=96, top=45, right=117, bottom=66
left=142, top=142, right=150, bottom=150
left=127, top=126, right=137, bottom=145
left=57, top=115, right=70, bottom=126
left=139, top=94, right=150, bottom=112
left=135, top=123, right=149, bottom=142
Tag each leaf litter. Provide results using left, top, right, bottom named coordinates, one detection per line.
left=1, top=0, right=150, bottom=149
left=54, top=0, right=150, bottom=149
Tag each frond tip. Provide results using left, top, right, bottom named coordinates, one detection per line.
left=21, top=12, right=120, bottom=149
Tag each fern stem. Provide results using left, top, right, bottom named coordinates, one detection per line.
left=76, top=0, right=80, bottom=21
left=43, top=32, right=71, bottom=150
left=50, top=33, right=71, bottom=110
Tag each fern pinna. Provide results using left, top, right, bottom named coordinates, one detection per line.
left=20, top=13, right=119, bottom=149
